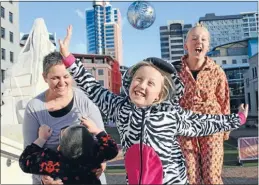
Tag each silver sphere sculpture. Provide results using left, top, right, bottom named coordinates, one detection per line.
left=127, top=1, right=156, bottom=30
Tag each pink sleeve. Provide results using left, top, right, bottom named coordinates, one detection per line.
left=62, top=54, right=76, bottom=68
left=238, top=112, right=246, bottom=125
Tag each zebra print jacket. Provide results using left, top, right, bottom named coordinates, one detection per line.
left=64, top=55, right=241, bottom=185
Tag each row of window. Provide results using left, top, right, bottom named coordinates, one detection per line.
left=106, top=33, right=114, bottom=37
left=171, top=50, right=184, bottom=55
left=1, top=48, right=14, bottom=62
left=243, top=23, right=257, bottom=27
left=243, top=18, right=256, bottom=23
left=1, top=6, right=13, bottom=23
left=1, top=27, right=14, bottom=42
left=221, top=59, right=247, bottom=65
left=89, top=68, right=104, bottom=75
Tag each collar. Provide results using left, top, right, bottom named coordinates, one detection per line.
left=181, top=55, right=216, bottom=72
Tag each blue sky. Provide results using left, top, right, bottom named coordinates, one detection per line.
left=19, top=1, right=257, bottom=67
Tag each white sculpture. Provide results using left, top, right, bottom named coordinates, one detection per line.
left=1, top=18, right=56, bottom=126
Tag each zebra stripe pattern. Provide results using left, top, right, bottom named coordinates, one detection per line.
left=67, top=59, right=241, bottom=184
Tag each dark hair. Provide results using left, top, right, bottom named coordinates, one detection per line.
left=43, top=51, right=63, bottom=76
left=59, top=125, right=95, bottom=163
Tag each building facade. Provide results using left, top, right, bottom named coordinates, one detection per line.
left=243, top=53, right=258, bottom=126
left=208, top=38, right=258, bottom=113
left=85, top=0, right=123, bottom=64
left=199, top=12, right=258, bottom=50
left=1, top=1, right=19, bottom=93
left=72, top=53, right=121, bottom=95
left=240, top=11, right=258, bottom=38
left=199, top=13, right=244, bottom=50
left=159, top=20, right=192, bottom=62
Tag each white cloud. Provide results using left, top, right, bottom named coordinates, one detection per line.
left=75, top=9, right=85, bottom=20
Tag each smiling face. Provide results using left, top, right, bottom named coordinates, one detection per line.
left=129, top=65, right=164, bottom=108
left=43, top=63, right=73, bottom=97
left=184, top=26, right=210, bottom=60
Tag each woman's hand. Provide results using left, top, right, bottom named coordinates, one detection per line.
left=41, top=175, right=63, bottom=184
left=59, top=25, right=72, bottom=58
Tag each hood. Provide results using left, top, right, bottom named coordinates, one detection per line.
left=122, top=57, right=184, bottom=106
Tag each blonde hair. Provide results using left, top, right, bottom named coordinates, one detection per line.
left=129, top=61, right=175, bottom=104
left=185, top=22, right=210, bottom=43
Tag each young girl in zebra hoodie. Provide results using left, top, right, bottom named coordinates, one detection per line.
left=59, top=25, right=248, bottom=185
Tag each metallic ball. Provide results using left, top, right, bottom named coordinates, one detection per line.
left=127, top=1, right=156, bottom=30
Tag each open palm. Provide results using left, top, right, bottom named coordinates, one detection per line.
left=59, top=25, right=72, bottom=58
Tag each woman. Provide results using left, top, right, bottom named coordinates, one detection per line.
left=178, top=23, right=231, bottom=184
left=22, top=51, right=107, bottom=184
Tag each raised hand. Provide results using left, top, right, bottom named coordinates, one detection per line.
left=238, top=103, right=249, bottom=118
left=38, top=124, right=53, bottom=141
left=79, top=117, right=102, bottom=135
left=59, top=25, right=72, bottom=58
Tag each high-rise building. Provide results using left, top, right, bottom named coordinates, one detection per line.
left=1, top=1, right=20, bottom=93
left=199, top=12, right=259, bottom=50
left=240, top=11, right=258, bottom=38
left=86, top=0, right=123, bottom=64
left=159, top=20, right=192, bottom=62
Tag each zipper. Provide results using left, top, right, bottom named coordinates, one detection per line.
left=139, top=109, right=145, bottom=185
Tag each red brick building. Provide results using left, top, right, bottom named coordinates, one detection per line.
left=72, top=53, right=121, bottom=95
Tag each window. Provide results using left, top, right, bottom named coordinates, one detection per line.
left=10, top=51, right=13, bottom=63
left=1, top=48, right=6, bottom=60
left=9, top=12, right=13, bottom=23
left=246, top=78, right=249, bottom=88
left=1, top=27, right=5, bottom=39
left=1, top=69, right=5, bottom=83
left=99, top=80, right=104, bottom=86
left=9, top=31, right=13, bottom=42
left=256, top=91, right=258, bottom=110
left=98, top=69, right=104, bottom=75
left=242, top=59, right=247, bottom=63
left=252, top=67, right=257, bottom=79
left=232, top=59, right=237, bottom=64
left=247, top=93, right=251, bottom=110
left=1, top=6, right=4, bottom=18
left=222, top=60, right=227, bottom=64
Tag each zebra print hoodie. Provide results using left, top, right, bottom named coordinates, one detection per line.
left=63, top=55, right=241, bottom=185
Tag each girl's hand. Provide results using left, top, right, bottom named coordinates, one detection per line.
left=79, top=117, right=102, bottom=135
left=38, top=125, right=52, bottom=141
left=238, top=104, right=249, bottom=118
left=59, top=25, right=72, bottom=58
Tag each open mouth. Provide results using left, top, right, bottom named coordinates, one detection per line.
left=135, top=91, right=145, bottom=97
left=195, top=47, right=202, bottom=53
